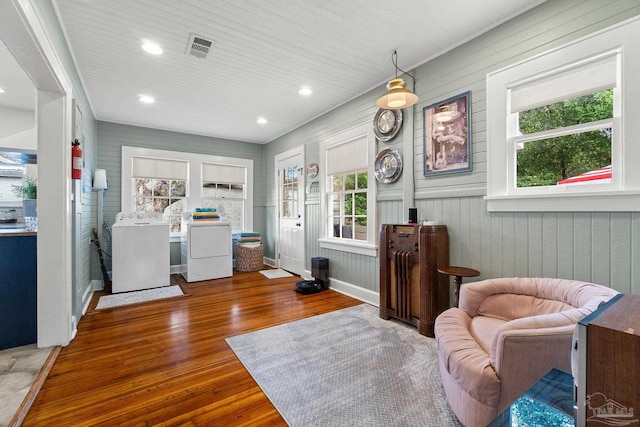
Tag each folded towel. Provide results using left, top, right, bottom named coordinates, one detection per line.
left=233, top=232, right=261, bottom=237
left=192, top=213, right=220, bottom=218
left=194, top=207, right=217, bottom=212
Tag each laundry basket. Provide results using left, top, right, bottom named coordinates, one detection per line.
left=236, top=244, right=263, bottom=272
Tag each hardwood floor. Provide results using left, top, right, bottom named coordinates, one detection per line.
left=22, top=271, right=363, bottom=426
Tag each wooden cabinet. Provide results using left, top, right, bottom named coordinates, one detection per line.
left=379, top=224, right=449, bottom=337
left=576, top=293, right=640, bottom=425
left=0, top=234, right=37, bottom=350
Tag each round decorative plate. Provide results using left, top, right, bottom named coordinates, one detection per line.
left=374, top=149, right=403, bottom=183
left=306, top=163, right=319, bottom=178
left=373, top=108, right=403, bottom=142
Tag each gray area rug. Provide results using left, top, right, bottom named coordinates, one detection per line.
left=95, top=285, right=184, bottom=309
left=226, top=304, right=461, bottom=427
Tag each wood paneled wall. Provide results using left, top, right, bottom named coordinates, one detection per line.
left=92, top=1, right=640, bottom=298
left=265, top=0, right=640, bottom=296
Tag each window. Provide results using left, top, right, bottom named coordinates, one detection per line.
left=486, top=17, right=640, bottom=211
left=319, top=123, right=377, bottom=256
left=0, top=165, right=25, bottom=206
left=201, top=163, right=246, bottom=233
left=329, top=171, right=368, bottom=241
left=132, top=156, right=188, bottom=232
left=122, top=147, right=253, bottom=237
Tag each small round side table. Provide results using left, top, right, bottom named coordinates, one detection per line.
left=437, top=266, right=480, bottom=307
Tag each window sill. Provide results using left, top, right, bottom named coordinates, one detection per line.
left=170, top=233, right=184, bottom=243
left=485, top=190, right=640, bottom=212
left=318, top=238, right=377, bottom=257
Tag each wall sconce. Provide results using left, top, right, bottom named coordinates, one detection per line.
left=376, top=50, right=418, bottom=110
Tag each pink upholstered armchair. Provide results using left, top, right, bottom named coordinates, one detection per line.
left=434, top=277, right=618, bottom=427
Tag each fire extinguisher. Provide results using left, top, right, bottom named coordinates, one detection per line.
left=72, top=139, right=82, bottom=180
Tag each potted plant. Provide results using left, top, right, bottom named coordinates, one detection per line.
left=12, top=176, right=37, bottom=218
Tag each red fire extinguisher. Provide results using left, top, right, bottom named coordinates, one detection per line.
left=72, top=139, right=82, bottom=180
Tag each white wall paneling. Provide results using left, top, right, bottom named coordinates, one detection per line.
left=263, top=1, right=640, bottom=298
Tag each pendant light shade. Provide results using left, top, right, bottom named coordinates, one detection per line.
left=376, top=51, right=418, bottom=110
left=376, top=78, right=419, bottom=109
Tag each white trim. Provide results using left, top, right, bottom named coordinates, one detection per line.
left=263, top=257, right=276, bottom=268
left=319, top=123, right=377, bottom=255
left=318, top=238, right=378, bottom=257
left=414, top=187, right=487, bottom=199
left=274, top=145, right=306, bottom=276
left=0, top=0, right=75, bottom=348
left=326, top=276, right=380, bottom=307
left=485, top=190, right=640, bottom=212
left=486, top=15, right=640, bottom=212
left=171, top=264, right=184, bottom=275
left=121, top=146, right=254, bottom=232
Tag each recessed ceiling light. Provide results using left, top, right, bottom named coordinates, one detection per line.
left=0, top=87, right=5, bottom=93
left=298, top=86, right=313, bottom=96
left=138, top=95, right=155, bottom=104
left=141, top=40, right=163, bottom=55
left=256, top=117, right=268, bottom=125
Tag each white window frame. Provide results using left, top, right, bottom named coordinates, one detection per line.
left=485, top=16, right=640, bottom=212
left=121, top=146, right=253, bottom=238
left=318, top=123, right=377, bottom=257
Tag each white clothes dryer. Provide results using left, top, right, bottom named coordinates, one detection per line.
left=181, top=220, right=232, bottom=282
left=111, top=212, right=170, bottom=293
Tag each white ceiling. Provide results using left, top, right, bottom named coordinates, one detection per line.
left=48, top=0, right=545, bottom=144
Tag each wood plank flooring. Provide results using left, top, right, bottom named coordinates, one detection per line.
left=21, top=271, right=363, bottom=426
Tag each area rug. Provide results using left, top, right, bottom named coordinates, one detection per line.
left=95, top=285, right=184, bottom=310
left=226, top=304, right=461, bottom=427
left=259, top=269, right=293, bottom=279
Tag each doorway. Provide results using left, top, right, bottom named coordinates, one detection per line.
left=275, top=146, right=305, bottom=276
left=0, top=0, right=74, bottom=348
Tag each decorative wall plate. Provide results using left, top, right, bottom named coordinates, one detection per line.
left=373, top=108, right=403, bottom=142
left=306, top=163, right=319, bottom=178
left=374, top=149, right=403, bottom=183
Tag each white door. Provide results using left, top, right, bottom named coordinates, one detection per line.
left=275, top=146, right=305, bottom=275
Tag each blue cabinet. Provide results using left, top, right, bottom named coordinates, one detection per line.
left=0, top=235, right=37, bottom=350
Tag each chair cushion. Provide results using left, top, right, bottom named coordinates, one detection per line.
left=470, top=316, right=507, bottom=353
left=478, top=294, right=573, bottom=321
left=435, top=308, right=501, bottom=407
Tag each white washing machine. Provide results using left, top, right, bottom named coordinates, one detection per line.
left=181, top=220, right=232, bottom=282
left=112, top=212, right=170, bottom=293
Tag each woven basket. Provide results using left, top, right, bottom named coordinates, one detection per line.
left=236, top=244, right=263, bottom=272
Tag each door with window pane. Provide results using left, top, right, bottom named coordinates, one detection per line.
left=276, top=148, right=304, bottom=275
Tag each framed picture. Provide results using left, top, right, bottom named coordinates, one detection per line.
left=423, top=91, right=471, bottom=176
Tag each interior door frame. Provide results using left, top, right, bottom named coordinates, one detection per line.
left=0, top=0, right=74, bottom=347
left=274, top=145, right=305, bottom=275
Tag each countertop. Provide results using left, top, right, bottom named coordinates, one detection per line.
left=0, top=228, right=37, bottom=237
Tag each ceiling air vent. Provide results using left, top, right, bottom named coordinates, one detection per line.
left=186, top=34, right=214, bottom=59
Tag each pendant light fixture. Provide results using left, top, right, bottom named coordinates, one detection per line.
left=376, top=50, right=418, bottom=110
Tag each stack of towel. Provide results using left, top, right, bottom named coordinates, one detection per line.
left=233, top=232, right=261, bottom=245
left=191, top=207, right=220, bottom=221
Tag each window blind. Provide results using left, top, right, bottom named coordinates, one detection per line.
left=132, top=157, right=188, bottom=180
left=510, top=52, right=617, bottom=113
left=202, top=163, right=246, bottom=184
left=325, top=135, right=368, bottom=176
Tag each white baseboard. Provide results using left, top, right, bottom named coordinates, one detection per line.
left=171, top=264, right=185, bottom=274
left=263, top=257, right=276, bottom=268
left=70, top=315, right=77, bottom=340
left=311, top=274, right=379, bottom=307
